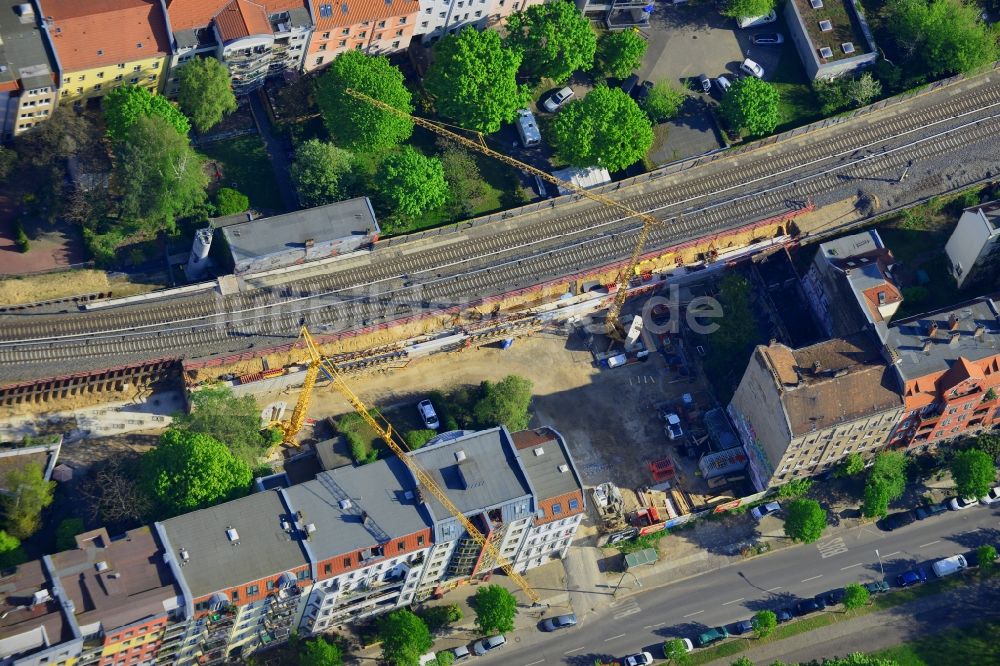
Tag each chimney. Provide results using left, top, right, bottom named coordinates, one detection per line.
left=950, top=332, right=961, bottom=346
left=928, top=322, right=939, bottom=338
left=949, top=314, right=960, bottom=330
left=812, top=361, right=822, bottom=374
left=975, top=325, right=986, bottom=340
left=922, top=340, right=933, bottom=354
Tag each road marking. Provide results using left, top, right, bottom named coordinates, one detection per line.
left=920, top=540, right=941, bottom=548
left=801, top=574, right=824, bottom=582
left=841, top=563, right=864, bottom=570
left=611, top=598, right=641, bottom=620
left=644, top=622, right=666, bottom=629
left=564, top=647, right=585, bottom=655
left=884, top=551, right=901, bottom=558
left=722, top=597, right=745, bottom=606
left=765, top=586, right=783, bottom=592
left=604, top=633, right=627, bottom=642
left=683, top=610, right=705, bottom=618
left=817, top=537, right=849, bottom=558
left=525, top=660, right=545, bottom=666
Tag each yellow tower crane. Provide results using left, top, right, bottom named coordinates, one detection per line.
left=285, top=327, right=541, bottom=604
left=344, top=88, right=668, bottom=340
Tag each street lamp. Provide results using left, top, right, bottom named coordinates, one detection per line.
left=613, top=570, right=643, bottom=596
left=875, top=549, right=885, bottom=578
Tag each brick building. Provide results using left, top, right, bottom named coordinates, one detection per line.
left=303, top=0, right=420, bottom=71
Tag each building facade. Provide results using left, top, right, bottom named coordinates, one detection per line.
left=40, top=0, right=170, bottom=104
left=0, top=0, right=60, bottom=140
left=885, top=296, right=1000, bottom=451
left=303, top=0, right=420, bottom=71
left=729, top=334, right=905, bottom=491
left=945, top=201, right=1000, bottom=290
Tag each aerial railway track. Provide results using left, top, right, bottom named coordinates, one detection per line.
left=2, top=74, right=1000, bottom=383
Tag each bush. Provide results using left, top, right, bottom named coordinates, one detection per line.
left=417, top=604, right=463, bottom=633
left=404, top=429, right=437, bottom=450
left=14, top=222, right=29, bottom=253
left=214, top=187, right=249, bottom=216
left=978, top=544, right=997, bottom=573
left=776, top=478, right=812, bottom=498
left=339, top=411, right=381, bottom=465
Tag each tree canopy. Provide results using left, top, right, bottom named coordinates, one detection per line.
left=595, top=29, right=648, bottom=78
left=375, top=146, right=449, bottom=219
left=474, top=584, right=518, bottom=634
left=315, top=50, right=414, bottom=152
left=752, top=609, right=777, bottom=638
left=549, top=86, right=653, bottom=172
left=721, top=0, right=776, bottom=18
left=836, top=452, right=866, bottom=478
left=290, top=139, right=356, bottom=207
left=439, top=142, right=489, bottom=217
left=473, top=375, right=534, bottom=431
left=720, top=76, right=780, bottom=137
left=140, top=429, right=253, bottom=518
left=885, top=0, right=999, bottom=78
left=642, top=83, right=686, bottom=123
left=2, top=463, right=56, bottom=539
left=214, top=187, right=249, bottom=216
left=783, top=498, right=827, bottom=543
left=103, top=85, right=190, bottom=142
left=950, top=448, right=996, bottom=499
left=843, top=583, right=870, bottom=610
left=378, top=609, right=433, bottom=666
left=0, top=530, right=26, bottom=569
left=663, top=639, right=690, bottom=665
left=505, top=1, right=597, bottom=83
left=299, top=637, right=343, bottom=666
left=424, top=28, right=530, bottom=134
left=862, top=452, right=907, bottom=518
left=172, top=384, right=277, bottom=466
left=176, top=57, right=237, bottom=133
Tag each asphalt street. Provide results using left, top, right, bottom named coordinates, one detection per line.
left=476, top=504, right=1000, bottom=666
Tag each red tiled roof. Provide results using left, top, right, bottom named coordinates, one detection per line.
left=215, top=0, right=272, bottom=41
left=307, top=0, right=419, bottom=30
left=167, top=0, right=308, bottom=32
left=42, top=0, right=170, bottom=72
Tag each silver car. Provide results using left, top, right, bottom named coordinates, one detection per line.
left=472, top=635, right=506, bottom=655
left=541, top=613, right=577, bottom=631
left=543, top=87, right=574, bottom=112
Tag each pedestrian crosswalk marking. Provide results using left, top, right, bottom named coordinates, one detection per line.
left=610, top=598, right=641, bottom=619
left=817, top=536, right=849, bottom=558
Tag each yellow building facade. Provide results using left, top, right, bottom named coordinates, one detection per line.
left=59, top=55, right=167, bottom=103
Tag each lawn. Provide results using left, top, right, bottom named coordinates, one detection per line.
left=873, top=617, right=1000, bottom=665
left=198, top=135, right=285, bottom=215
left=770, top=51, right=823, bottom=133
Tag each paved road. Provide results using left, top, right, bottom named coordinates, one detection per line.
left=475, top=505, right=1000, bottom=666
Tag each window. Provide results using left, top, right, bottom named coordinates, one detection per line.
left=399, top=16, right=406, bottom=23
left=76, top=87, right=83, bottom=94
left=297, top=570, right=308, bottom=580
left=319, top=3, right=333, bottom=17
left=378, top=20, right=386, bottom=27
left=355, top=43, right=363, bottom=49
left=344, top=556, right=352, bottom=566
left=266, top=580, right=275, bottom=590
left=78, top=75, right=85, bottom=81
left=375, top=33, right=382, bottom=40
left=148, top=75, right=156, bottom=81
left=568, top=498, right=580, bottom=510
left=247, top=584, right=259, bottom=596
left=426, top=7, right=432, bottom=13
left=153, top=62, right=159, bottom=69
left=475, top=10, right=482, bottom=16
left=115, top=74, right=123, bottom=81
left=391, top=40, right=400, bottom=48
left=322, top=31, right=331, bottom=38
left=324, top=563, right=332, bottom=575
left=319, top=43, right=327, bottom=50
left=133, top=65, right=141, bottom=71
left=130, top=77, right=139, bottom=83
left=439, top=11, right=445, bottom=17
left=421, top=20, right=428, bottom=27
left=231, top=590, right=239, bottom=602
left=341, top=28, right=350, bottom=35
left=417, top=535, right=425, bottom=545
left=338, top=40, right=346, bottom=47
left=358, top=31, right=367, bottom=37
left=396, top=29, right=403, bottom=36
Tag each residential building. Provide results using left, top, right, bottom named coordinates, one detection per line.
left=945, top=201, right=1000, bottom=290
left=0, top=436, right=61, bottom=493
left=305, top=0, right=419, bottom=70
left=574, top=0, right=650, bottom=30
left=728, top=334, right=905, bottom=491
left=0, top=558, right=82, bottom=666
left=218, top=196, right=381, bottom=276
left=885, top=296, right=1000, bottom=450
left=0, top=0, right=59, bottom=140
left=802, top=229, right=902, bottom=339
left=163, top=0, right=312, bottom=96
left=40, top=0, right=171, bottom=103
left=415, top=0, right=542, bottom=45
left=784, top=0, right=878, bottom=80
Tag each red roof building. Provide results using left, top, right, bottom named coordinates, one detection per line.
left=303, top=0, right=420, bottom=71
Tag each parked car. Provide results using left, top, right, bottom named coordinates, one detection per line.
left=731, top=619, right=754, bottom=635
left=634, top=80, right=654, bottom=104
left=818, top=588, right=846, bottom=606
left=418, top=399, right=440, bottom=430
left=541, top=613, right=577, bottom=632
left=452, top=645, right=471, bottom=661
left=695, top=626, right=729, bottom=647
left=664, top=413, right=684, bottom=440
left=751, top=501, right=781, bottom=521
left=877, top=510, right=915, bottom=532
left=697, top=74, right=711, bottom=93
left=751, top=32, right=785, bottom=45
left=740, top=58, right=765, bottom=79
left=472, top=635, right=506, bottom=656
left=775, top=608, right=794, bottom=623
left=932, top=554, right=968, bottom=578
left=915, top=502, right=948, bottom=520
left=948, top=495, right=979, bottom=510
left=623, top=652, right=654, bottom=666
left=620, top=74, right=640, bottom=96
left=794, top=598, right=825, bottom=616
left=543, top=87, right=574, bottom=112
left=980, top=486, right=1000, bottom=505
left=863, top=580, right=890, bottom=595
left=715, top=75, right=732, bottom=94
left=896, top=569, right=928, bottom=587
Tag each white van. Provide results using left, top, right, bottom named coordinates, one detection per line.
left=515, top=108, right=541, bottom=147
left=932, top=554, right=967, bottom=578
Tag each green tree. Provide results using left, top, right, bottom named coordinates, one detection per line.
left=315, top=50, right=414, bottom=152
left=720, top=76, right=780, bottom=137
left=424, top=28, right=530, bottom=134
left=721, top=0, right=776, bottom=18
left=55, top=518, right=86, bottom=551
left=378, top=609, right=433, bottom=666
left=214, top=187, right=249, bottom=216
left=862, top=452, right=907, bottom=518
left=821, top=655, right=901, bottom=665
left=642, top=83, right=685, bottom=123
left=783, top=498, right=827, bottom=543
left=103, top=85, right=190, bottom=142
left=375, top=146, right=449, bottom=219
left=549, top=86, right=653, bottom=171
left=663, top=638, right=691, bottom=664
left=977, top=544, right=997, bottom=573
left=473, top=584, right=518, bottom=634
left=417, top=604, right=463, bottom=633
left=436, top=653, right=455, bottom=666
left=835, top=453, right=866, bottom=478
left=0, top=530, right=27, bottom=569
left=752, top=610, right=777, bottom=639
left=978, top=433, right=1000, bottom=461
left=731, top=658, right=754, bottom=666
left=886, top=0, right=998, bottom=78
left=842, top=583, right=870, bottom=610
left=173, top=385, right=276, bottom=466
left=951, top=448, right=996, bottom=499
left=814, top=78, right=852, bottom=116
left=845, top=72, right=882, bottom=108
left=439, top=143, right=488, bottom=217
left=290, top=139, right=355, bottom=207
left=299, top=637, right=342, bottom=666
left=776, top=478, right=812, bottom=499
left=595, top=29, right=647, bottom=78
left=2, top=463, right=56, bottom=539
left=176, top=57, right=237, bottom=133
left=140, top=430, right=253, bottom=518
left=505, top=1, right=597, bottom=83
left=113, top=115, right=207, bottom=232
left=473, top=375, right=534, bottom=431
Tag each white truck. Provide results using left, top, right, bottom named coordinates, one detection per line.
left=932, top=554, right=968, bottom=578
left=515, top=108, right=541, bottom=147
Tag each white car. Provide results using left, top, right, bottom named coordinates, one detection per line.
left=623, top=653, right=654, bottom=666
left=543, top=87, right=574, bottom=112
left=740, top=58, right=765, bottom=79
left=981, top=486, right=1000, bottom=505
left=751, top=501, right=781, bottom=521
left=472, top=635, right=506, bottom=656
left=948, top=495, right=978, bottom=510
left=664, top=413, right=684, bottom=440
left=417, top=399, right=439, bottom=430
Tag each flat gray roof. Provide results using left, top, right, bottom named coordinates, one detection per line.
left=0, top=2, right=55, bottom=88
left=220, top=197, right=379, bottom=262
left=283, top=460, right=432, bottom=560
left=885, top=296, right=1000, bottom=381
left=158, top=490, right=309, bottom=599
left=408, top=428, right=533, bottom=519
left=510, top=428, right=584, bottom=501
